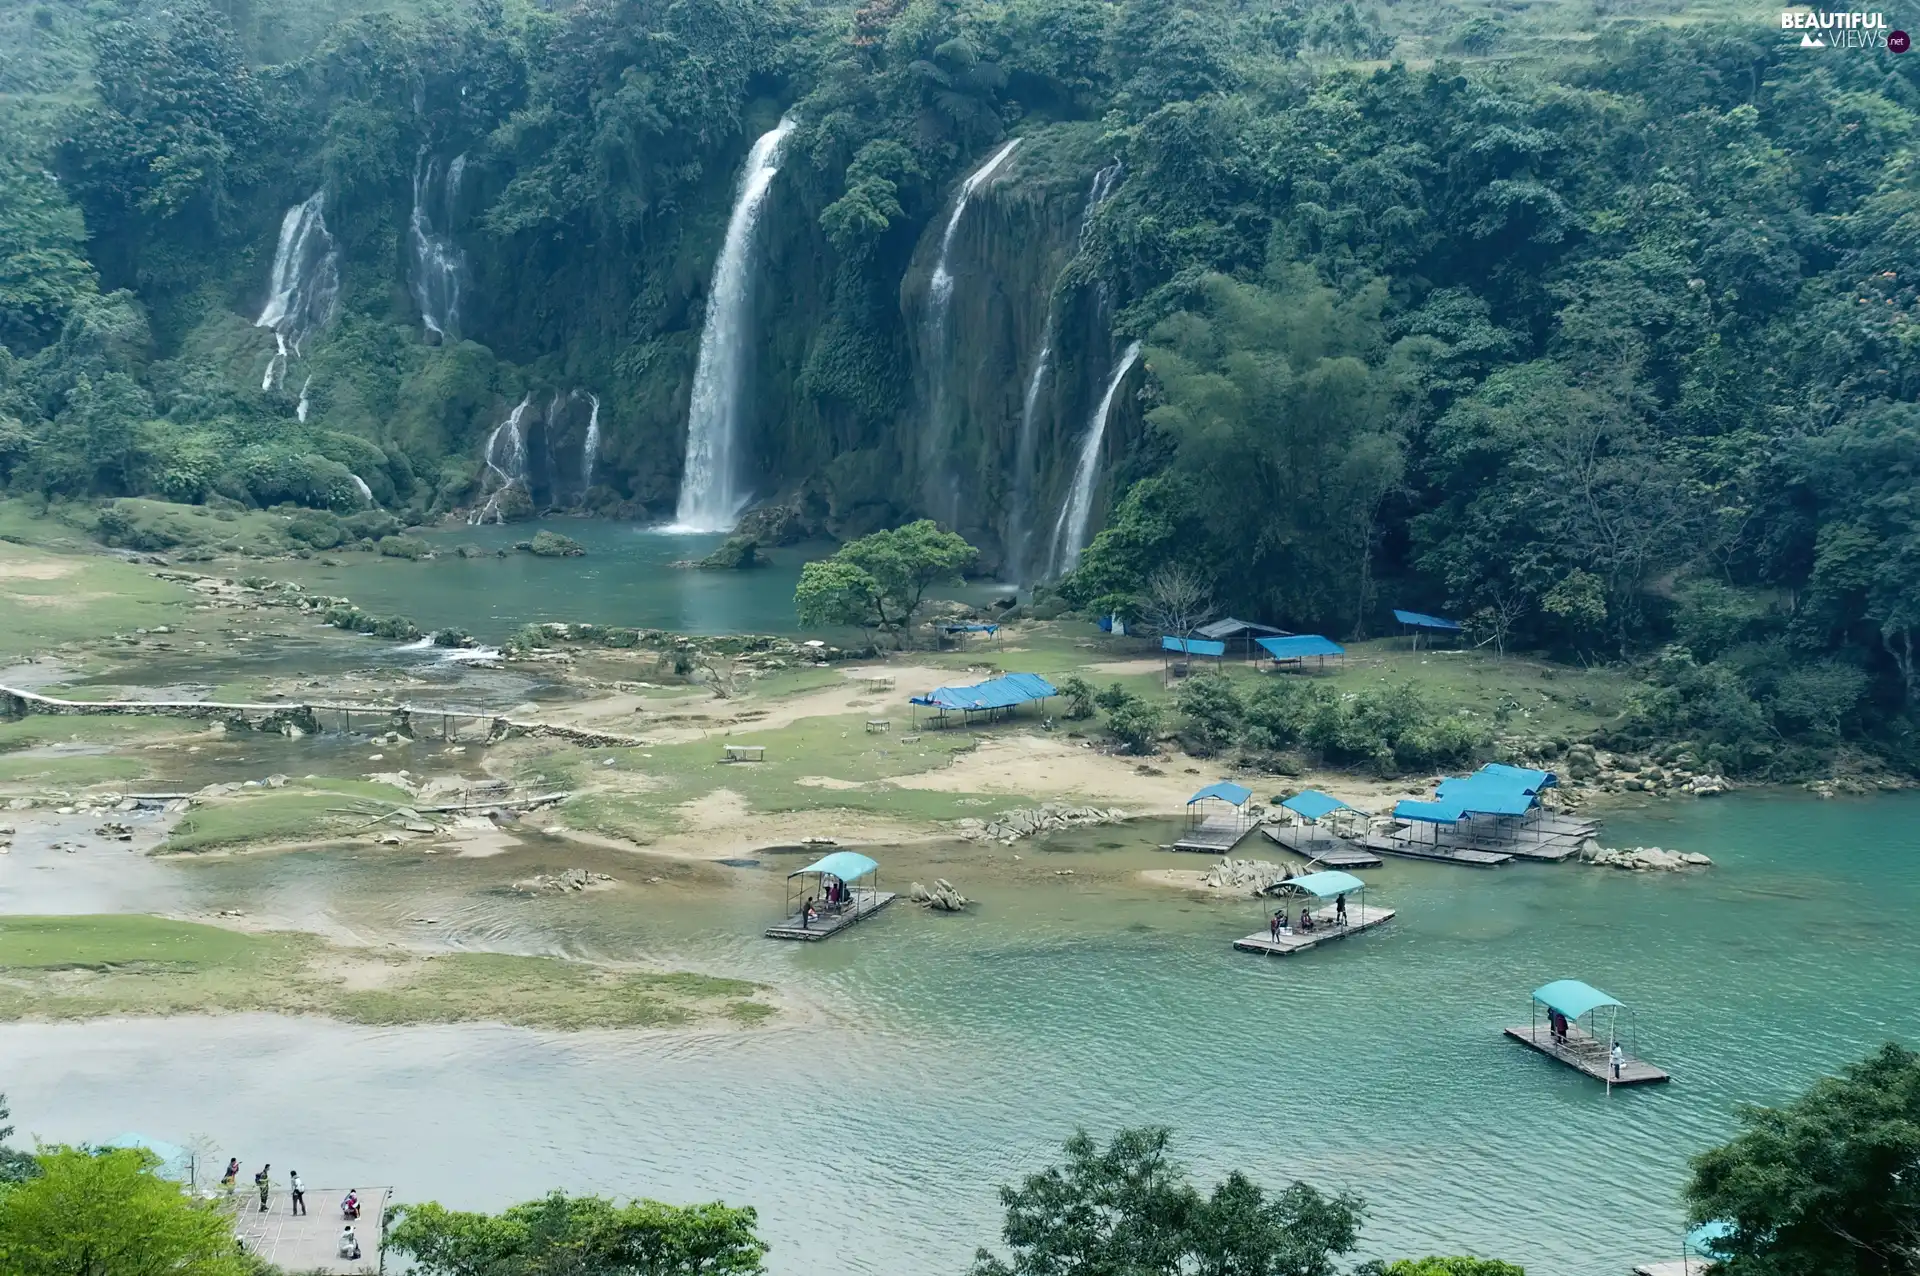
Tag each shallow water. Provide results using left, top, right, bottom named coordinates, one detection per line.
left=271, top=520, right=1011, bottom=640
left=4, top=791, right=1917, bottom=1274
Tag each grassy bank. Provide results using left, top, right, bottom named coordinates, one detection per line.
left=0, top=915, right=772, bottom=1030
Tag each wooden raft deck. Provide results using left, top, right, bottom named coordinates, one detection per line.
left=1233, top=904, right=1394, bottom=956
left=233, top=1186, right=386, bottom=1274
left=1504, top=1022, right=1670, bottom=1085
left=765, top=890, right=896, bottom=941
left=1259, top=824, right=1382, bottom=869
left=1172, top=814, right=1253, bottom=854
left=1362, top=830, right=1513, bottom=867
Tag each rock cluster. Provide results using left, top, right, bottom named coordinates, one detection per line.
left=957, top=804, right=1128, bottom=844
left=1583, top=844, right=1713, bottom=872
left=511, top=868, right=615, bottom=894
left=1198, top=857, right=1295, bottom=893
left=909, top=879, right=970, bottom=911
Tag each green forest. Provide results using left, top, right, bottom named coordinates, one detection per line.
left=0, top=0, right=1916, bottom=772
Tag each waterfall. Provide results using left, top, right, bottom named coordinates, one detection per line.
left=580, top=392, right=601, bottom=491
left=349, top=474, right=373, bottom=504
left=1008, top=160, right=1124, bottom=582
left=1048, top=341, right=1142, bottom=578
left=409, top=149, right=468, bottom=342
left=471, top=394, right=533, bottom=524
left=920, top=137, right=1022, bottom=523
left=673, top=114, right=797, bottom=532
left=296, top=376, right=312, bottom=423
left=255, top=191, right=339, bottom=394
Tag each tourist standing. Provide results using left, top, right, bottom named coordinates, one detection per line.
left=1611, top=1041, right=1625, bottom=1079
left=254, top=1164, right=271, bottom=1213
left=289, top=1170, right=306, bottom=1215
left=1269, top=910, right=1281, bottom=942
left=1335, top=893, right=1348, bottom=926
left=221, top=1158, right=239, bottom=1192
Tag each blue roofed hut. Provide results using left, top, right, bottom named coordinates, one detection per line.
left=1365, top=763, right=1598, bottom=864
left=1173, top=781, right=1255, bottom=853
left=1504, top=978, right=1670, bottom=1086
left=1258, top=789, right=1382, bottom=868
left=1232, top=869, right=1394, bottom=956
left=1393, top=608, right=1464, bottom=650
left=1161, top=634, right=1226, bottom=682
left=1193, top=617, right=1292, bottom=660
left=1255, top=634, right=1344, bottom=673
left=766, top=850, right=897, bottom=941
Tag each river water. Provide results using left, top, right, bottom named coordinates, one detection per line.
left=4, top=791, right=1916, bottom=1274
left=272, top=521, right=1010, bottom=640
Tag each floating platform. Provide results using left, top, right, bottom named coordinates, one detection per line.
left=1362, top=831, right=1513, bottom=867
left=233, top=1186, right=386, bottom=1274
left=1634, top=1263, right=1710, bottom=1276
left=1172, top=814, right=1254, bottom=854
left=764, top=890, right=896, bottom=941
left=1259, top=824, right=1381, bottom=869
left=1504, top=1022, right=1670, bottom=1085
left=1233, top=904, right=1394, bottom=956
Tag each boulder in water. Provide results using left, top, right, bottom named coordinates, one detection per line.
left=909, top=878, right=970, bottom=911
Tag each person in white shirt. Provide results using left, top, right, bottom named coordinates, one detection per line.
left=1610, top=1042, right=1625, bottom=1078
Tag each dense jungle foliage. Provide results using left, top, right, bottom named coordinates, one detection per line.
left=0, top=0, right=1915, bottom=772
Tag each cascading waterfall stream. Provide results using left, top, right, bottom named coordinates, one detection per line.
left=409, top=149, right=468, bottom=342
left=254, top=191, right=339, bottom=396
left=580, top=392, right=601, bottom=492
left=471, top=394, right=533, bottom=525
left=1048, top=340, right=1142, bottom=578
left=1008, top=159, right=1124, bottom=582
left=919, top=138, right=1023, bottom=524
left=672, top=114, right=798, bottom=532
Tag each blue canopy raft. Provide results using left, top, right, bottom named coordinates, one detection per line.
left=1258, top=789, right=1382, bottom=869
left=1504, top=978, right=1670, bottom=1087
left=1172, top=782, right=1256, bottom=853
left=1232, top=870, right=1393, bottom=957
left=765, top=850, right=896, bottom=941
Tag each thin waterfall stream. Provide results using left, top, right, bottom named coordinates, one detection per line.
left=673, top=115, right=797, bottom=532
left=1049, top=341, right=1142, bottom=578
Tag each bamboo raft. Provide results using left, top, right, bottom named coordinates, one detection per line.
left=1172, top=814, right=1253, bottom=854
left=1504, top=1021, right=1670, bottom=1085
left=1258, top=824, right=1381, bottom=869
left=1233, top=904, right=1394, bottom=956
left=1362, top=830, right=1513, bottom=867
left=764, top=890, right=896, bottom=941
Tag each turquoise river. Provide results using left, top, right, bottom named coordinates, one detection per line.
left=3, top=789, right=1916, bottom=1274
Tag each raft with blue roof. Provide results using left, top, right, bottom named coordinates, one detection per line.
left=1505, top=978, right=1670, bottom=1086
left=765, top=850, right=896, bottom=941
left=1232, top=870, right=1394, bottom=956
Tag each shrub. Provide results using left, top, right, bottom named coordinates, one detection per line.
left=378, top=535, right=430, bottom=560
left=1175, top=674, right=1243, bottom=756
left=286, top=511, right=346, bottom=549
left=1103, top=690, right=1163, bottom=754
left=1057, top=675, right=1097, bottom=719
left=527, top=530, right=586, bottom=557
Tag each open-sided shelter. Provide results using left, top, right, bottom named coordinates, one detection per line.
left=1393, top=608, right=1464, bottom=649
left=767, top=850, right=896, bottom=941
left=909, top=672, right=1054, bottom=727
left=1256, top=634, right=1345, bottom=672
left=1504, top=978, right=1669, bottom=1086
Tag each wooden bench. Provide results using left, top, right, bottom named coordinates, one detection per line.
left=865, top=719, right=890, bottom=733
left=722, top=744, right=766, bottom=763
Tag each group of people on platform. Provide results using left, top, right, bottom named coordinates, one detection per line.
left=219, top=1159, right=362, bottom=1259
left=1267, top=893, right=1349, bottom=941
left=800, top=875, right=852, bottom=929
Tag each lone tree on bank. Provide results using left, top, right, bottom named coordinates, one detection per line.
left=1686, top=1041, right=1920, bottom=1276
left=795, top=520, right=977, bottom=647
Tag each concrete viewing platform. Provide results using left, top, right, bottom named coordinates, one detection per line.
left=765, top=890, right=896, bottom=941
left=232, top=1186, right=386, bottom=1274
left=1233, top=904, right=1394, bottom=956
left=1505, top=1022, right=1670, bottom=1085
left=1259, top=824, right=1382, bottom=869
left=1173, top=814, right=1253, bottom=854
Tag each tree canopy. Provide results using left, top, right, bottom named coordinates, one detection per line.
left=0, top=1145, right=254, bottom=1276
left=386, top=1190, right=769, bottom=1276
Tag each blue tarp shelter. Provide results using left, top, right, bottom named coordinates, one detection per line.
left=1394, top=798, right=1466, bottom=823
left=1161, top=635, right=1227, bottom=656
left=1280, top=789, right=1350, bottom=821
left=1256, top=635, right=1345, bottom=667
left=1188, top=781, right=1252, bottom=808
left=910, top=673, right=1055, bottom=722
left=1393, top=609, right=1462, bottom=631
left=1394, top=608, right=1463, bottom=650
left=939, top=622, right=1000, bottom=637
left=1278, top=869, right=1366, bottom=898
left=790, top=850, right=878, bottom=884
left=1477, top=761, right=1557, bottom=791
left=1532, top=979, right=1622, bottom=1020
left=1432, top=778, right=1538, bottom=817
